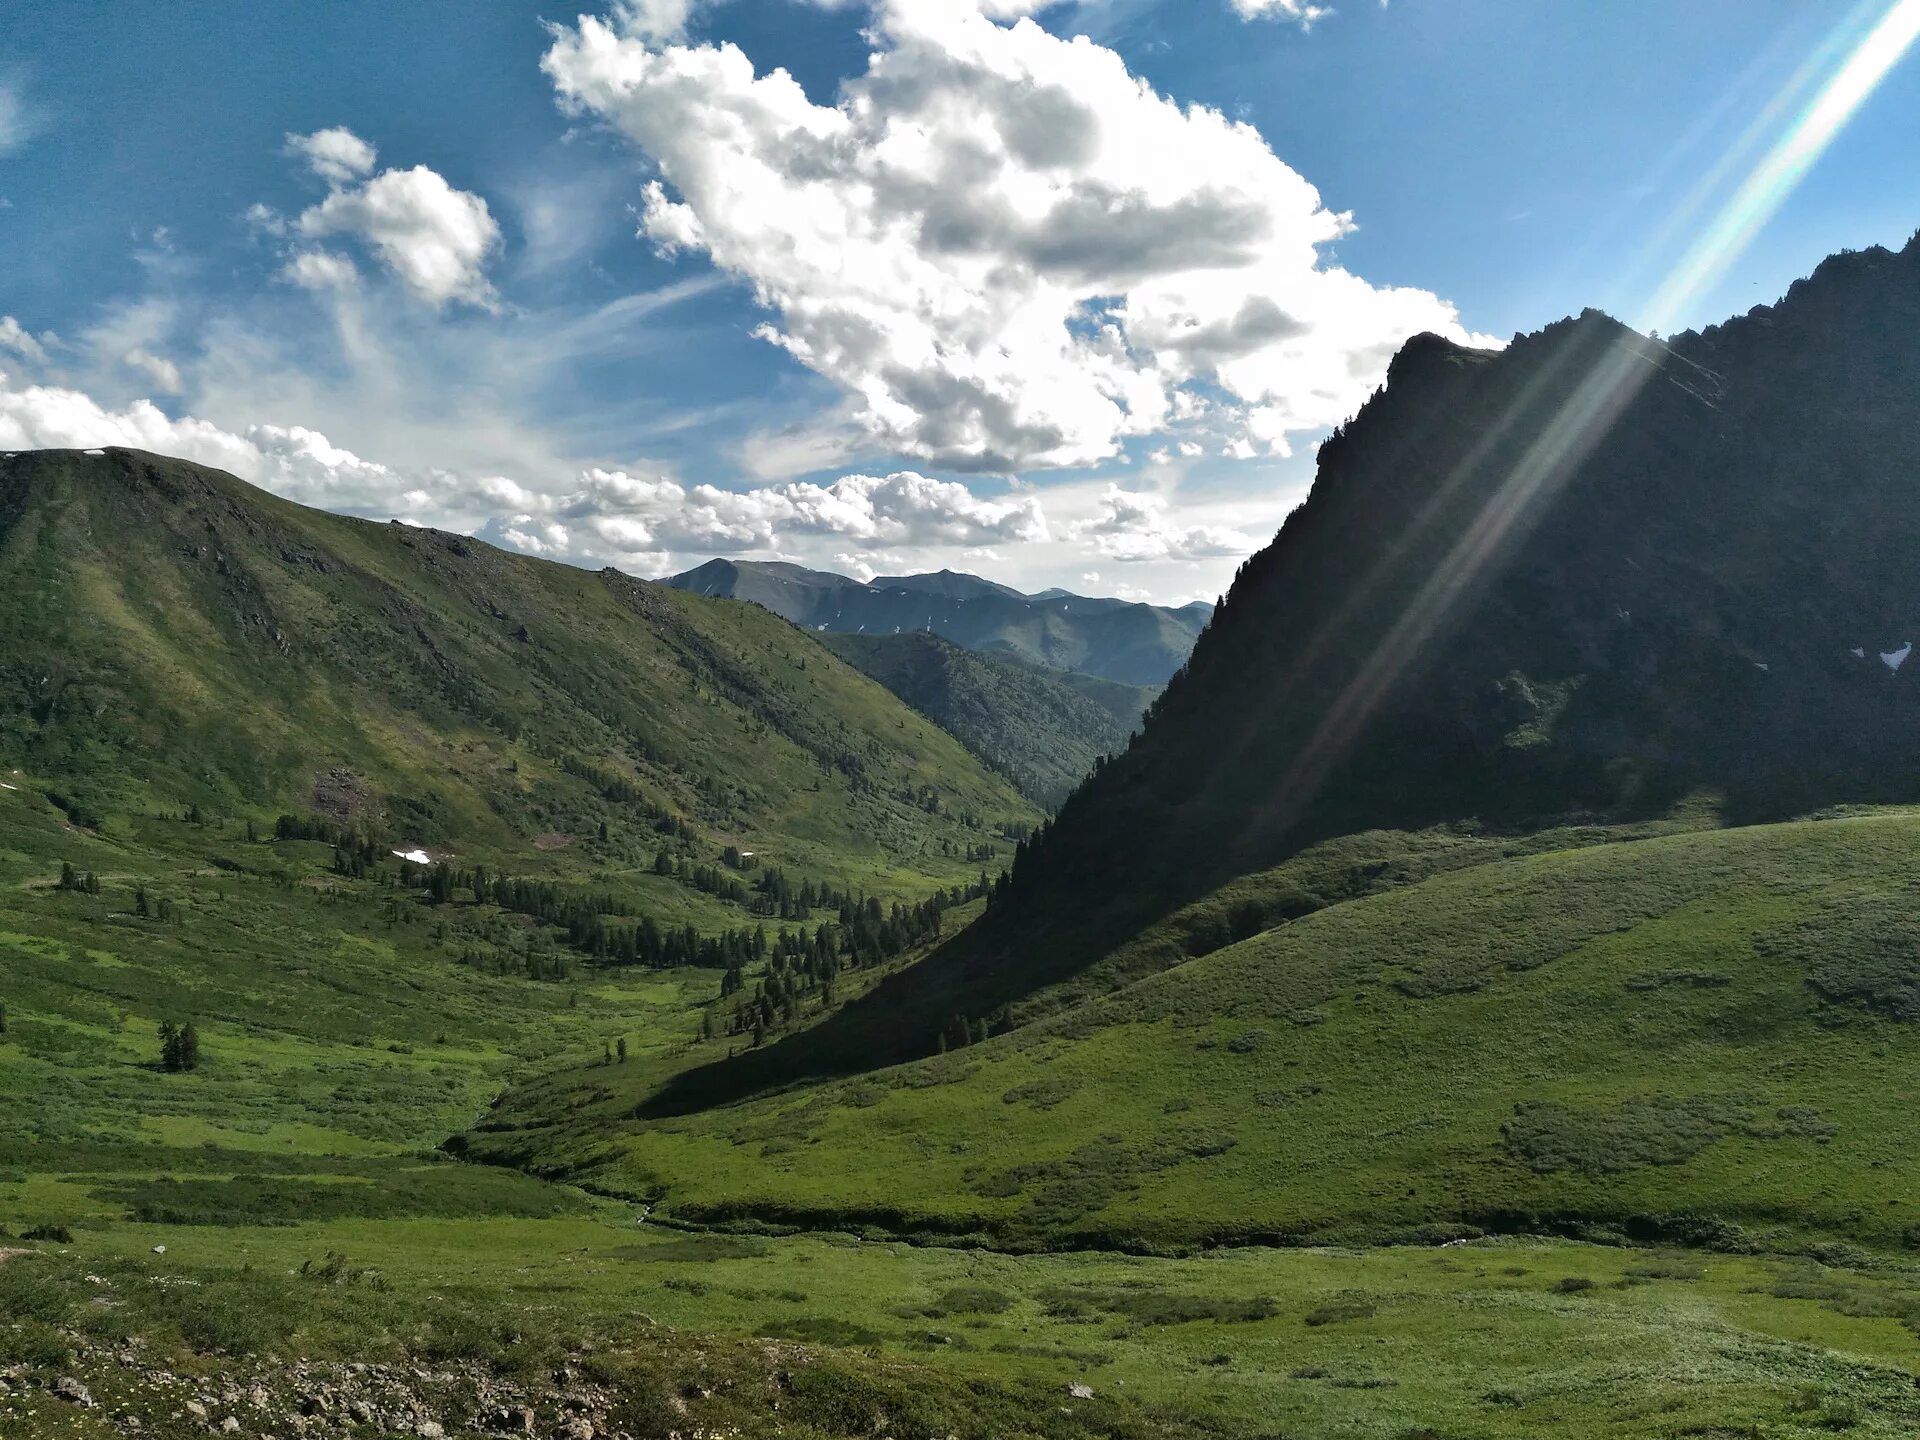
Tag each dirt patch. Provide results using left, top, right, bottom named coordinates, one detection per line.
left=311, top=768, right=379, bottom=826
left=533, top=833, right=574, bottom=851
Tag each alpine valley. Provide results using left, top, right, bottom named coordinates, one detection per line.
left=9, top=236, right=1920, bottom=1440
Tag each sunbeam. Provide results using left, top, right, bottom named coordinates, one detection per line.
left=1260, top=0, right=1920, bottom=833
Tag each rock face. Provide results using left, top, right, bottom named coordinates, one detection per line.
left=990, top=234, right=1920, bottom=977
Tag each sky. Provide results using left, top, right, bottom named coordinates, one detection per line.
left=1, top=1, right=1916, bottom=605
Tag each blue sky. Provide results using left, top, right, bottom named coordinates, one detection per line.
left=1, top=0, right=1916, bottom=603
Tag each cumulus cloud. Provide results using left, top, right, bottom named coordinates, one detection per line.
left=0, top=371, right=408, bottom=511
left=295, top=165, right=500, bottom=309
left=543, top=1, right=1491, bottom=470
left=260, top=129, right=501, bottom=309
left=0, top=361, right=1062, bottom=578
left=613, top=0, right=696, bottom=43
left=1077, top=485, right=1257, bottom=563
left=520, top=465, right=1050, bottom=561
left=285, top=126, right=379, bottom=184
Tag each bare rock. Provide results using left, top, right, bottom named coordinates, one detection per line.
left=52, top=1376, right=94, bottom=1407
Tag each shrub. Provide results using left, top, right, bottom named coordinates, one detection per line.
left=1305, top=1299, right=1376, bottom=1326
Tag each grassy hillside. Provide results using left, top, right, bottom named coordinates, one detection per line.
left=822, top=632, right=1152, bottom=807
left=0, top=448, right=1038, bottom=891
left=472, top=808, right=1920, bottom=1256
left=15, top=710, right=1920, bottom=1436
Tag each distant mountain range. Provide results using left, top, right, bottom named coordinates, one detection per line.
left=665, top=558, right=1211, bottom=687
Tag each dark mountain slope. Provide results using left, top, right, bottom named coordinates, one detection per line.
left=820, top=631, right=1152, bottom=807
left=667, top=557, right=1208, bottom=686
left=0, top=448, right=1035, bottom=879
left=634, top=233, right=1920, bottom=1110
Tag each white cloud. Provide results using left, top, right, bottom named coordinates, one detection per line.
left=0, top=372, right=407, bottom=511
left=521, top=465, right=1050, bottom=561
left=279, top=249, right=360, bottom=293
left=295, top=164, right=501, bottom=309
left=0, top=316, right=50, bottom=366
left=285, top=126, right=378, bottom=185
left=122, top=346, right=183, bottom=394
left=1077, top=484, right=1257, bottom=563
left=1228, top=0, right=1332, bottom=27
left=543, top=2, right=1491, bottom=471
left=613, top=0, right=697, bottom=43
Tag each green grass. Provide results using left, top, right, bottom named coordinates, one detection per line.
left=11, top=1220, right=1920, bottom=1437
left=473, top=809, right=1920, bottom=1256
left=11, top=450, right=1920, bottom=1434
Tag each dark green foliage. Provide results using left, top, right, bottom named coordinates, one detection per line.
left=1760, top=895, right=1920, bottom=1020
left=157, top=1019, right=200, bottom=1072
left=822, top=632, right=1154, bottom=807
left=102, top=1163, right=590, bottom=1225
left=1499, top=1097, right=1814, bottom=1176
left=1304, top=1299, right=1376, bottom=1326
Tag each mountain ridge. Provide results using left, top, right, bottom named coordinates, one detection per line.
left=626, top=231, right=1920, bottom=1111
left=666, top=556, right=1210, bottom=686
left=0, top=446, right=1037, bottom=886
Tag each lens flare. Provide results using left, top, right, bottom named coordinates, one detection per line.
left=1262, top=0, right=1920, bottom=831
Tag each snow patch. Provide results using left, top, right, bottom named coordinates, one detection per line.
left=1883, top=643, right=1913, bottom=674
left=1754, top=662, right=1770, bottom=672
left=1851, top=647, right=1866, bottom=659
left=391, top=848, right=433, bottom=865
left=0, top=783, right=16, bottom=792
left=82, top=448, right=106, bottom=456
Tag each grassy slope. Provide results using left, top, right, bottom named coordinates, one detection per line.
left=0, top=448, right=1037, bottom=892
left=475, top=809, right=1920, bottom=1254
left=821, top=632, right=1152, bottom=807
left=19, top=770, right=1920, bottom=1436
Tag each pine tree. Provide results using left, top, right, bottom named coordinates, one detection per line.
left=134, top=885, right=150, bottom=918
left=616, top=1037, right=629, bottom=1063
left=159, top=1020, right=200, bottom=1072
left=59, top=861, right=75, bottom=891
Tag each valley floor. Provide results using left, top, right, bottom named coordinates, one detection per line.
left=10, top=788, right=1920, bottom=1435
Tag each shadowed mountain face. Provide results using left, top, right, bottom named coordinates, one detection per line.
left=1019, top=235, right=1920, bottom=914
left=665, top=558, right=1210, bottom=686
left=636, top=233, right=1920, bottom=1111
left=820, top=631, right=1153, bottom=808
left=0, top=448, right=1035, bottom=866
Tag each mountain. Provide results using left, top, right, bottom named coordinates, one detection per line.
left=666, top=557, right=1209, bottom=686
left=820, top=631, right=1154, bottom=807
left=469, top=807, right=1920, bottom=1254
left=468, top=243, right=1920, bottom=1258
left=0, top=448, right=1037, bottom=878
left=614, top=233, right=1920, bottom=1110
left=989, top=236, right=1920, bottom=950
